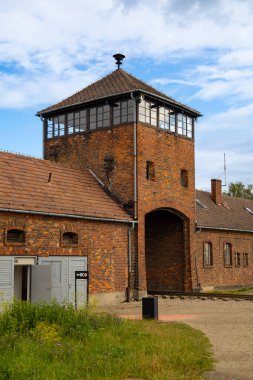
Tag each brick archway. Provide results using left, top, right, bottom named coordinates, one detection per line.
left=145, top=208, right=188, bottom=292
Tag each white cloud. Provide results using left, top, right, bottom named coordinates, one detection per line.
left=1, top=0, right=253, bottom=190
left=195, top=103, right=253, bottom=189
left=198, top=103, right=253, bottom=131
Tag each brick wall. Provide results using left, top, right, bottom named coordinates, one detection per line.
left=0, top=212, right=129, bottom=295
left=44, top=121, right=196, bottom=295
left=44, top=124, right=134, bottom=207
left=195, top=229, right=253, bottom=288
left=136, top=123, right=196, bottom=292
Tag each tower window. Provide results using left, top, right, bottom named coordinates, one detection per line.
left=113, top=99, right=134, bottom=125
left=159, top=107, right=176, bottom=132
left=90, top=105, right=110, bottom=130
left=177, top=114, right=193, bottom=138
left=67, top=110, right=87, bottom=134
left=6, top=229, right=26, bottom=243
left=146, top=161, right=155, bottom=180
left=181, top=169, right=188, bottom=188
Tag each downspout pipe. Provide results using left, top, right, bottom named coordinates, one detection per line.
left=195, top=225, right=202, bottom=290
left=127, top=222, right=135, bottom=302
left=130, top=92, right=138, bottom=220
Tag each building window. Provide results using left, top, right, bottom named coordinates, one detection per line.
left=203, top=242, right=213, bottom=267
left=139, top=99, right=157, bottom=126
left=224, top=243, right=232, bottom=267
left=177, top=114, right=193, bottom=138
left=181, top=169, right=188, bottom=188
left=113, top=99, right=134, bottom=125
left=235, top=252, right=241, bottom=267
left=47, top=115, right=65, bottom=138
left=146, top=161, right=155, bottom=180
left=243, top=252, right=249, bottom=267
left=6, top=229, right=25, bottom=243
left=159, top=107, right=176, bottom=132
left=67, top=110, right=87, bottom=134
left=90, top=105, right=110, bottom=130
left=62, top=232, right=78, bottom=245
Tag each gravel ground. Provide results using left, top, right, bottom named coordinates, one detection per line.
left=98, top=297, right=253, bottom=380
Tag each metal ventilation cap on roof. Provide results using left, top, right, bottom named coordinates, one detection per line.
left=196, top=199, right=208, bottom=209
left=244, top=207, right=253, bottom=215
left=113, top=53, right=125, bottom=69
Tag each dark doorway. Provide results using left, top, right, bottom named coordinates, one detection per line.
left=145, top=209, right=186, bottom=292
left=14, top=265, right=30, bottom=301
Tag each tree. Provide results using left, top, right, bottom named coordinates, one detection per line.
left=224, top=182, right=253, bottom=199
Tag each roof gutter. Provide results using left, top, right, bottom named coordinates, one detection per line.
left=196, top=225, right=253, bottom=234
left=37, top=89, right=201, bottom=118
left=0, top=207, right=137, bottom=225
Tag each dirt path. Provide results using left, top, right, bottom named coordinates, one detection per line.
left=98, top=298, right=253, bottom=380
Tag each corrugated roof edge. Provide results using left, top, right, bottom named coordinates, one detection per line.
left=37, top=89, right=202, bottom=118
left=196, top=225, right=253, bottom=233
left=0, top=207, right=136, bottom=224
left=35, top=89, right=203, bottom=117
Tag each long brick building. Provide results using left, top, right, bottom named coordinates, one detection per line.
left=1, top=55, right=253, bottom=306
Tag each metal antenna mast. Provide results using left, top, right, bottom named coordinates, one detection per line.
left=222, top=152, right=227, bottom=187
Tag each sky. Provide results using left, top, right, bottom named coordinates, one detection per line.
left=1, top=0, right=253, bottom=190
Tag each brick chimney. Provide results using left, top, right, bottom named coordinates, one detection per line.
left=211, top=179, right=222, bottom=205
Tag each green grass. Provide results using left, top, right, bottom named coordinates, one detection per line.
left=0, top=301, right=214, bottom=380
left=210, top=287, right=253, bottom=295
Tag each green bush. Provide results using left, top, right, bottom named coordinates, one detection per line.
left=0, top=300, right=120, bottom=339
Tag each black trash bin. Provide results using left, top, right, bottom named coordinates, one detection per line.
left=142, top=297, right=158, bottom=320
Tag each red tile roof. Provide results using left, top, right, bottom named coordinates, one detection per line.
left=38, top=69, right=201, bottom=117
left=0, top=151, right=131, bottom=222
left=196, top=190, right=253, bottom=232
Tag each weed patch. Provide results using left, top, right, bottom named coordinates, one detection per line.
left=0, top=301, right=214, bottom=380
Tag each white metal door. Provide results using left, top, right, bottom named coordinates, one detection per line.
left=38, top=256, right=87, bottom=307
left=68, top=257, right=88, bottom=308
left=0, top=257, right=14, bottom=305
left=38, top=257, right=68, bottom=304
left=31, top=265, right=52, bottom=303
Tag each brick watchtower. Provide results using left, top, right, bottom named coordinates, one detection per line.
left=37, top=55, right=201, bottom=298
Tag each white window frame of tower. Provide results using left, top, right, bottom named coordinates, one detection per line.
left=139, top=99, right=157, bottom=126
left=113, top=99, right=134, bottom=126
left=90, top=104, right=110, bottom=130
left=177, top=114, right=193, bottom=138
left=138, top=99, right=193, bottom=138
left=203, top=241, right=213, bottom=267
left=224, top=243, right=232, bottom=267
left=67, top=110, right=87, bottom=134
left=159, top=106, right=176, bottom=132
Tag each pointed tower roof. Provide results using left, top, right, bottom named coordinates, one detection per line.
left=37, top=68, right=201, bottom=117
